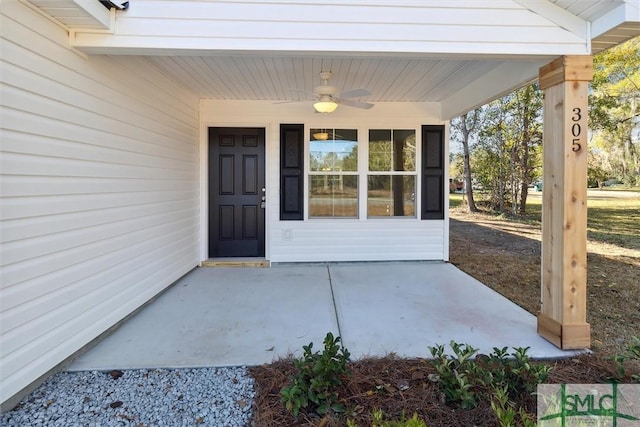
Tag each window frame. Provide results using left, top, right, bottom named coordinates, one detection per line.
left=367, top=129, right=418, bottom=219
left=307, top=128, right=360, bottom=219
left=301, top=124, right=443, bottom=222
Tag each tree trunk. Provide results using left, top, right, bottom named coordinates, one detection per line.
left=460, top=113, right=479, bottom=212
left=519, top=182, right=529, bottom=214
left=516, top=85, right=539, bottom=216
left=519, top=99, right=531, bottom=215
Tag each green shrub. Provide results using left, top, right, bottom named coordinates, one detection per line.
left=484, top=346, right=552, bottom=398
left=612, top=336, right=640, bottom=383
left=490, top=386, right=536, bottom=427
left=428, top=341, right=551, bottom=409
left=347, top=409, right=428, bottom=427
left=280, top=332, right=351, bottom=416
left=428, top=342, right=478, bottom=409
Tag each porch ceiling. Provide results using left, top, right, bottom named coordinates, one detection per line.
left=142, top=54, right=529, bottom=105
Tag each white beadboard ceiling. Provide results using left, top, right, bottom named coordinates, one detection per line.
left=549, top=0, right=622, bottom=20
left=142, top=55, right=502, bottom=103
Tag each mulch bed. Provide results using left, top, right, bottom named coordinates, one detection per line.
left=248, top=206, right=638, bottom=426
left=249, top=353, right=629, bottom=426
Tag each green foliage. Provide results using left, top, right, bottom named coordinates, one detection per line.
left=490, top=386, right=536, bottom=427
left=428, top=341, right=551, bottom=409
left=484, top=346, right=552, bottom=397
left=588, top=151, right=609, bottom=188
left=280, top=332, right=351, bottom=416
left=347, top=409, right=427, bottom=427
left=471, top=83, right=543, bottom=215
left=428, top=342, right=479, bottom=409
left=456, top=37, right=638, bottom=207
left=590, top=36, right=640, bottom=185
left=449, top=152, right=465, bottom=184
left=611, top=336, right=640, bottom=383
left=450, top=110, right=482, bottom=212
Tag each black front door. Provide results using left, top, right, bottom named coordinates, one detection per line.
left=208, top=127, right=265, bottom=257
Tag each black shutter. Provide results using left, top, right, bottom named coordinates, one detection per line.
left=421, top=125, right=445, bottom=219
left=280, top=124, right=304, bottom=220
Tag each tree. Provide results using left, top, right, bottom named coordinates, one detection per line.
left=450, top=110, right=481, bottom=212
left=511, top=83, right=543, bottom=214
left=587, top=150, right=608, bottom=188
left=474, top=98, right=510, bottom=212
left=449, top=152, right=464, bottom=189
left=472, top=84, right=542, bottom=214
left=589, top=36, right=640, bottom=186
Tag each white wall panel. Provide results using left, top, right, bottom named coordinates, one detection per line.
left=0, top=1, right=199, bottom=407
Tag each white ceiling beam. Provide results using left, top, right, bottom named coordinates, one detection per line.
left=440, top=60, right=549, bottom=120
left=513, top=0, right=588, bottom=40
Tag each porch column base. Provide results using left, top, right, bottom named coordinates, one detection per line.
left=537, top=313, right=590, bottom=349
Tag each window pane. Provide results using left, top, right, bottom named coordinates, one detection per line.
left=310, top=129, right=358, bottom=171
left=367, top=175, right=416, bottom=217
left=369, top=129, right=416, bottom=172
left=310, top=175, right=358, bottom=217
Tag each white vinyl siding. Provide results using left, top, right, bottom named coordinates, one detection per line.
left=200, top=100, right=448, bottom=264
left=270, top=221, right=446, bottom=263
left=72, top=1, right=589, bottom=56
left=0, top=1, right=199, bottom=407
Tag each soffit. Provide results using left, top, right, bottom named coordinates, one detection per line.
left=26, top=0, right=111, bottom=29
left=548, top=0, right=640, bottom=52
left=549, top=0, right=625, bottom=21
left=143, top=55, right=510, bottom=104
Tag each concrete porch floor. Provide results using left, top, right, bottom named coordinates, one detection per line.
left=67, top=262, right=579, bottom=372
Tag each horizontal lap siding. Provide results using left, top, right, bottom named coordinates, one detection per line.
left=269, top=221, right=445, bottom=263
left=73, top=1, right=587, bottom=55
left=0, top=2, right=199, bottom=406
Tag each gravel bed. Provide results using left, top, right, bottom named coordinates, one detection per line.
left=1, top=367, right=255, bottom=426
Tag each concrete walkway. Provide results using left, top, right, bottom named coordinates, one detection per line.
left=67, top=262, right=579, bottom=371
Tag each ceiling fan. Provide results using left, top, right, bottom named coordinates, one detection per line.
left=292, top=71, right=374, bottom=113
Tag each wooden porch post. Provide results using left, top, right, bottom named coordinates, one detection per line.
left=537, top=56, right=593, bottom=349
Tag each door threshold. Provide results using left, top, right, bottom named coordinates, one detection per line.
left=201, top=258, right=269, bottom=268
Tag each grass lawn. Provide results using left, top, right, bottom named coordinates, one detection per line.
left=450, top=190, right=639, bottom=250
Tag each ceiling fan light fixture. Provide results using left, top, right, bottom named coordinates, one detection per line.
left=313, top=95, right=338, bottom=113
left=313, top=132, right=329, bottom=140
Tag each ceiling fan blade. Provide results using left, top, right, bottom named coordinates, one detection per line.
left=336, top=88, right=371, bottom=99
left=336, top=98, right=374, bottom=109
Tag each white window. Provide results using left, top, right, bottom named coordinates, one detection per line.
left=309, top=129, right=359, bottom=217
left=368, top=129, right=417, bottom=218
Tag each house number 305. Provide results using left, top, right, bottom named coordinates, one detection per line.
left=571, top=107, right=582, bottom=152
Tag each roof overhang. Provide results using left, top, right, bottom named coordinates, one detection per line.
left=25, top=0, right=113, bottom=30
left=23, top=0, right=640, bottom=120
left=591, top=1, right=640, bottom=52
